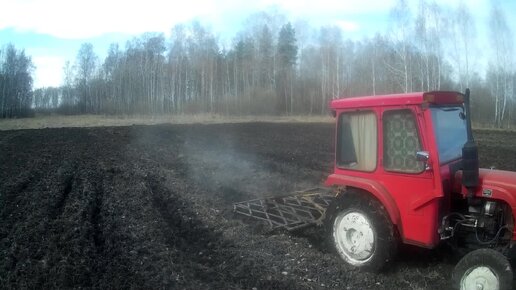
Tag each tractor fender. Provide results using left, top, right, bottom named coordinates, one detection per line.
left=325, top=174, right=402, bottom=228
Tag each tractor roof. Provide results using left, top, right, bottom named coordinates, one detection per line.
left=330, top=91, right=463, bottom=110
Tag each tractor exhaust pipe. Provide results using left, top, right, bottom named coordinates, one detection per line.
left=461, top=88, right=479, bottom=202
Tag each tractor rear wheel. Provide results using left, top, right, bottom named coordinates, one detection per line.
left=452, top=248, right=513, bottom=290
left=326, top=192, right=398, bottom=272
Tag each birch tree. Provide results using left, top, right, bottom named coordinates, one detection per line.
left=488, top=2, right=514, bottom=128
left=449, top=1, right=476, bottom=91
left=388, top=0, right=412, bottom=93
left=0, top=44, right=33, bottom=118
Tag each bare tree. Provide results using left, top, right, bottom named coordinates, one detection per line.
left=74, top=43, right=98, bottom=113
left=449, top=1, right=476, bottom=91
left=387, top=0, right=413, bottom=93
left=488, top=2, right=514, bottom=128
left=0, top=44, right=33, bottom=118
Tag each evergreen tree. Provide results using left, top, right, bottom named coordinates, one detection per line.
left=277, top=23, right=297, bottom=70
left=277, top=23, right=297, bottom=114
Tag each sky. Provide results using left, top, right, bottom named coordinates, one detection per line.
left=0, top=0, right=514, bottom=88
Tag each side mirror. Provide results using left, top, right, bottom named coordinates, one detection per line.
left=416, top=151, right=431, bottom=171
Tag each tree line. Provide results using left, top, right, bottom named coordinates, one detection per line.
left=47, top=21, right=300, bottom=116
left=0, top=44, right=33, bottom=118
left=6, top=0, right=516, bottom=128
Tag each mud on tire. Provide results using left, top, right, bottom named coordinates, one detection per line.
left=452, top=248, right=513, bottom=290
left=325, top=190, right=398, bottom=272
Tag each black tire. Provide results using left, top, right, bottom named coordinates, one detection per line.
left=452, top=248, right=513, bottom=290
left=325, top=190, right=398, bottom=272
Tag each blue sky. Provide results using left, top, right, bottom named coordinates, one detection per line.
left=0, top=0, right=514, bottom=88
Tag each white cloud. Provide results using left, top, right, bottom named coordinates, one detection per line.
left=31, top=56, right=65, bottom=87
left=335, top=20, right=360, bottom=32
left=0, top=0, right=510, bottom=40
left=0, top=0, right=221, bottom=39
left=258, top=0, right=395, bottom=15
left=0, top=0, right=397, bottom=39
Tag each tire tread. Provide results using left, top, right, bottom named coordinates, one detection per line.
left=325, top=189, right=398, bottom=272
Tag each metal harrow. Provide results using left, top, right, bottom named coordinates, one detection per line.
left=233, top=187, right=335, bottom=231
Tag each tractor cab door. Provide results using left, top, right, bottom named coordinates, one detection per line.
left=379, top=107, right=443, bottom=247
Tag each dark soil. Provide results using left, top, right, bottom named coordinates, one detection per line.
left=1, top=123, right=515, bottom=289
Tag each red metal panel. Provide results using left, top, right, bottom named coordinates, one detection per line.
left=330, top=91, right=464, bottom=110
left=330, top=93, right=424, bottom=110
left=324, top=173, right=402, bottom=226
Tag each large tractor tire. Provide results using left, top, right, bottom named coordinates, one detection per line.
left=326, top=191, right=398, bottom=272
left=452, top=248, right=513, bottom=290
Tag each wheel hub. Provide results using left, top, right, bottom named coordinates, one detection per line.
left=461, top=266, right=499, bottom=290
left=334, top=211, right=375, bottom=264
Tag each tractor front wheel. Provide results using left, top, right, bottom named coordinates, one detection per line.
left=452, top=248, right=513, bottom=290
left=326, top=192, right=398, bottom=272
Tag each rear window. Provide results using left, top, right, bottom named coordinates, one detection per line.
left=337, top=111, right=377, bottom=171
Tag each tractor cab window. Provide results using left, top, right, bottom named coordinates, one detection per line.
left=383, top=109, right=424, bottom=173
left=337, top=111, right=377, bottom=171
left=430, top=106, right=467, bottom=164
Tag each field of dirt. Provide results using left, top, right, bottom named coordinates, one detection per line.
left=1, top=123, right=516, bottom=289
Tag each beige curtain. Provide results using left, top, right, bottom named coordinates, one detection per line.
left=350, top=112, right=377, bottom=171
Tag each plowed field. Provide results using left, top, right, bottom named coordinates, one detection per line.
left=1, top=123, right=515, bottom=289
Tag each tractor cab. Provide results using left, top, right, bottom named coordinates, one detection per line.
left=325, top=91, right=470, bottom=248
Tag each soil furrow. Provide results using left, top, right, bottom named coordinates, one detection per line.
left=91, top=181, right=105, bottom=252
left=0, top=124, right=515, bottom=289
left=49, top=173, right=74, bottom=219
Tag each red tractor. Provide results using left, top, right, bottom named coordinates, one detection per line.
left=234, top=89, right=516, bottom=290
